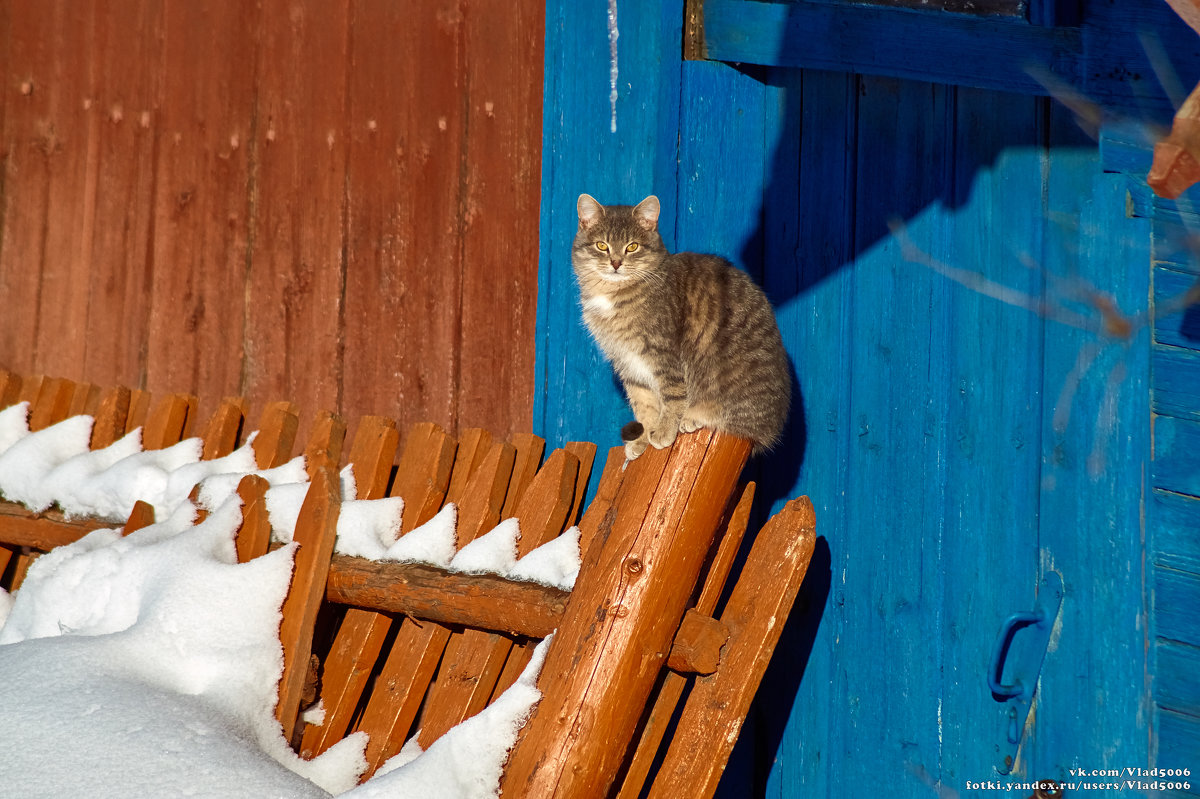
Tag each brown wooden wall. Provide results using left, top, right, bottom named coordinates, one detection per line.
left=0, top=0, right=543, bottom=441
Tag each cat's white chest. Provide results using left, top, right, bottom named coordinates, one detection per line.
left=582, top=294, right=615, bottom=316
left=613, top=349, right=658, bottom=388
left=580, top=296, right=659, bottom=389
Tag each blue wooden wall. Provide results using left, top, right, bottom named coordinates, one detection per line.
left=535, top=2, right=1199, bottom=795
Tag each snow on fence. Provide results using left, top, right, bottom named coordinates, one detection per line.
left=0, top=368, right=816, bottom=798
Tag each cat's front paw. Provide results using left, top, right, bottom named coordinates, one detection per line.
left=679, top=414, right=705, bottom=434
left=647, top=421, right=679, bottom=450
left=624, top=437, right=649, bottom=460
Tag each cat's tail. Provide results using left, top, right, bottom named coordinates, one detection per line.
left=620, top=421, right=644, bottom=442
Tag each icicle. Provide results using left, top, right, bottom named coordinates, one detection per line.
left=608, top=0, right=619, bottom=133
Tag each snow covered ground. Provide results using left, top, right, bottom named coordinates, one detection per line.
left=0, top=403, right=578, bottom=797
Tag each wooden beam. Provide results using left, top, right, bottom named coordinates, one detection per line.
left=0, top=503, right=108, bottom=550
left=323, top=556, right=568, bottom=636
left=701, top=0, right=1082, bottom=96
left=276, top=465, right=341, bottom=742
left=500, top=429, right=751, bottom=799
left=649, top=497, right=817, bottom=799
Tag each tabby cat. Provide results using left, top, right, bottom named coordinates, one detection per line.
left=573, top=193, right=790, bottom=459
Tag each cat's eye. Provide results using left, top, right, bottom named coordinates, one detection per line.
left=626, top=243, right=639, bottom=253
left=595, top=242, right=609, bottom=251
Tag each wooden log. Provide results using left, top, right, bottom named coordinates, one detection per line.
left=326, top=558, right=569, bottom=639
left=499, top=429, right=750, bottom=799
left=90, top=386, right=132, bottom=450
left=298, top=416, right=402, bottom=759
left=616, top=481, right=756, bottom=798
left=276, top=465, right=341, bottom=742
left=0, top=504, right=104, bottom=550
left=416, top=448, right=580, bottom=747
left=200, top=397, right=247, bottom=460
left=253, top=400, right=300, bottom=468
left=234, top=475, right=272, bottom=564
left=649, top=497, right=817, bottom=799
left=356, top=438, right=516, bottom=775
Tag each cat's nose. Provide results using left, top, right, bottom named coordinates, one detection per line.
left=610, top=260, right=622, bottom=270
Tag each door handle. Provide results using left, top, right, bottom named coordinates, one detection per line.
left=989, top=610, right=1047, bottom=700
left=988, top=571, right=1064, bottom=775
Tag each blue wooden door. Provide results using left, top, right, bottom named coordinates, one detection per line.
left=535, top=2, right=1196, bottom=795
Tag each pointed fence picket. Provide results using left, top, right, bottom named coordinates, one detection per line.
left=0, top=370, right=816, bottom=799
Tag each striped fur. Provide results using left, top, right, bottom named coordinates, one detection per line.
left=573, top=194, right=790, bottom=458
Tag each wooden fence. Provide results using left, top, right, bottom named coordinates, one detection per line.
left=0, top=369, right=817, bottom=797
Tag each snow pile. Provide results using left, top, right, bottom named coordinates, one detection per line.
left=0, top=408, right=581, bottom=590
left=0, top=498, right=364, bottom=796
left=0, top=406, right=575, bottom=795
left=0, top=484, right=552, bottom=797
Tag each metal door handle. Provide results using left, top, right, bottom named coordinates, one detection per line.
left=988, top=572, right=1064, bottom=774
left=988, top=610, right=1046, bottom=699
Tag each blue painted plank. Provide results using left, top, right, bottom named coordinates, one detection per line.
left=1152, top=489, right=1200, bottom=574
left=1154, top=266, right=1200, bottom=351
left=937, top=88, right=1048, bottom=787
left=835, top=74, right=954, bottom=794
left=1155, top=565, right=1200, bottom=648
left=1153, top=220, right=1200, bottom=278
left=1156, top=707, right=1200, bottom=795
left=757, top=67, right=854, bottom=799
left=674, top=60, right=771, bottom=278
left=1156, top=640, right=1200, bottom=717
left=534, top=0, right=686, bottom=473
left=1153, top=415, right=1200, bottom=498
left=702, top=0, right=1082, bottom=95
left=1036, top=137, right=1153, bottom=779
left=701, top=0, right=1200, bottom=116
left=1153, top=344, right=1200, bottom=421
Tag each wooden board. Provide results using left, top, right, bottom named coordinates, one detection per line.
left=0, top=0, right=544, bottom=440
left=243, top=0, right=347, bottom=448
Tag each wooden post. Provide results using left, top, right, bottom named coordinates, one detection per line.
left=616, top=481, right=756, bottom=798
left=499, top=428, right=750, bottom=798
left=276, top=465, right=341, bottom=742
left=649, top=497, right=817, bottom=799
left=90, top=386, right=132, bottom=450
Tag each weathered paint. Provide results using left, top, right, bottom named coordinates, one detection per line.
left=537, top=1, right=1198, bottom=795
left=0, top=1, right=545, bottom=442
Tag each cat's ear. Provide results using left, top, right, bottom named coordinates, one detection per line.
left=578, top=194, right=604, bottom=229
left=633, top=195, right=660, bottom=230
